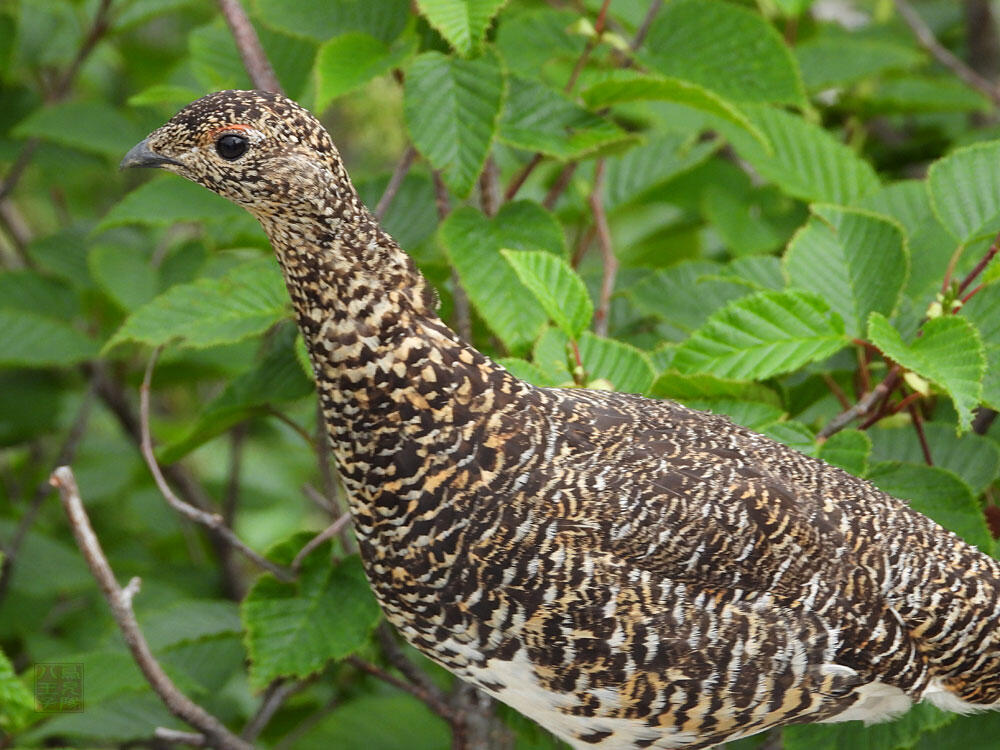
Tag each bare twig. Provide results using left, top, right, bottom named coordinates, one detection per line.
left=217, top=0, right=283, bottom=93
left=908, top=401, right=934, bottom=465
left=348, top=656, right=458, bottom=727
left=822, top=373, right=852, bottom=410
left=140, top=348, right=293, bottom=582
left=818, top=365, right=902, bottom=439
left=957, top=231, right=1000, bottom=295
left=0, top=379, right=96, bottom=607
left=630, top=0, right=664, bottom=52
left=51, top=466, right=253, bottom=750
left=502, top=153, right=544, bottom=203
left=376, top=623, right=441, bottom=693
left=242, top=679, right=299, bottom=741
left=894, top=0, right=1000, bottom=104
left=589, top=159, right=617, bottom=337
left=375, top=145, right=417, bottom=220
left=291, top=513, right=352, bottom=572
left=154, top=728, right=207, bottom=746
left=479, top=156, right=499, bottom=218
left=542, top=162, right=578, bottom=210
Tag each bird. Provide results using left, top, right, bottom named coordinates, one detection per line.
left=120, top=89, right=1000, bottom=749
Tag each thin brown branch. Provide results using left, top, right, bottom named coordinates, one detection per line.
left=217, top=0, right=283, bottom=93
left=957, top=230, right=1000, bottom=295
left=479, top=155, right=499, bottom=218
left=542, top=162, right=578, bottom=210
left=375, top=145, right=417, bottom=220
left=348, top=656, right=458, bottom=727
left=630, top=0, right=663, bottom=51
left=51, top=466, right=253, bottom=750
left=589, top=159, right=617, bottom=337
left=0, top=378, right=96, bottom=607
left=818, top=365, right=902, bottom=439
left=291, top=513, right=352, bottom=572
left=266, top=406, right=317, bottom=450
left=503, top=153, right=543, bottom=203
left=376, top=623, right=439, bottom=691
left=241, top=679, right=299, bottom=741
left=894, top=0, right=1000, bottom=104
left=822, top=374, right=852, bottom=410
left=140, top=348, right=293, bottom=582
left=908, top=402, right=934, bottom=465
left=222, top=424, right=246, bottom=528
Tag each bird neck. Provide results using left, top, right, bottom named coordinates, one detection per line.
left=253, top=191, right=520, bottom=493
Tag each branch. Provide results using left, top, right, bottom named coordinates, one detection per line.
left=894, top=0, right=1000, bottom=105
left=140, top=348, right=293, bottom=582
left=50, top=466, right=253, bottom=750
left=630, top=0, right=663, bottom=52
left=818, top=365, right=902, bottom=439
left=347, top=656, right=458, bottom=729
left=154, top=728, right=207, bottom=746
left=241, top=679, right=299, bottom=741
left=291, top=513, right=352, bottom=572
left=375, top=145, right=417, bottom=220
left=589, top=159, right=617, bottom=337
left=217, top=0, right=283, bottom=93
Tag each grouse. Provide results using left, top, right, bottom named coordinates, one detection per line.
left=121, top=90, right=1000, bottom=749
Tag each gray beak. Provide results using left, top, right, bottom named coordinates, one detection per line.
left=119, top=138, right=182, bottom=170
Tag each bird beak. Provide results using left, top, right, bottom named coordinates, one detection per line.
left=119, top=138, right=182, bottom=171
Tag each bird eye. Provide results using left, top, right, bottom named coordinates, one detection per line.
left=216, top=134, right=249, bottom=160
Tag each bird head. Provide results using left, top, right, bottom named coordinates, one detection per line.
left=120, top=89, right=351, bottom=218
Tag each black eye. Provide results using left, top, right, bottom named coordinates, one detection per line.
left=216, top=134, right=248, bottom=160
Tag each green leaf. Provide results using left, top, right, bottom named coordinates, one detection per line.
left=725, top=104, right=880, bottom=204
left=243, top=548, right=380, bottom=688
left=868, top=462, right=993, bottom=552
left=578, top=332, right=655, bottom=394
left=105, top=258, right=289, bottom=351
left=127, top=84, right=202, bottom=109
left=871, top=75, right=992, bottom=114
left=439, top=203, right=564, bottom=354
left=98, top=176, right=247, bottom=232
left=88, top=244, right=159, bottom=312
left=817, top=429, right=871, bottom=477
left=256, top=0, right=409, bottom=42
left=870, top=423, right=1000, bottom=495
left=0, top=647, right=32, bottom=733
left=650, top=371, right=782, bottom=406
left=22, top=692, right=184, bottom=744
left=639, top=0, right=805, bottom=107
left=928, top=140, right=1000, bottom=245
left=914, top=712, right=1000, bottom=750
left=784, top=205, right=908, bottom=337
left=499, top=75, right=632, bottom=160
left=316, top=32, right=416, bottom=110
left=673, top=290, right=848, bottom=380
left=626, top=261, right=751, bottom=342
left=415, top=0, right=506, bottom=56
left=960, top=281, right=1000, bottom=410
left=501, top=250, right=592, bottom=340
left=404, top=50, right=503, bottom=197
left=14, top=100, right=145, bottom=158
left=581, top=72, right=768, bottom=148
left=784, top=702, right=952, bottom=750
left=140, top=600, right=242, bottom=651
left=159, top=328, right=314, bottom=463
left=496, top=357, right=561, bottom=387
left=495, top=8, right=585, bottom=81
left=794, top=36, right=923, bottom=91
left=0, top=309, right=97, bottom=367
left=292, top=694, right=450, bottom=750
left=0, top=270, right=78, bottom=320
left=603, top=134, right=719, bottom=211
left=867, top=313, right=985, bottom=432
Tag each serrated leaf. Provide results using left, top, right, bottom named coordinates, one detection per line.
left=256, top=0, right=410, bottom=43
left=0, top=647, right=32, bottom=733
left=871, top=75, right=992, bottom=114
left=794, top=36, right=923, bottom=91
left=415, top=0, right=506, bottom=56
left=868, top=462, right=992, bottom=552
left=439, top=203, right=564, bottom=354
left=626, top=260, right=751, bottom=342
left=159, top=328, right=313, bottom=462
left=867, top=313, right=984, bottom=432
left=960, top=281, right=1000, bottom=411
left=0, top=309, right=97, bottom=367
left=495, top=7, right=584, bottom=81
left=870, top=423, right=1000, bottom=495
left=404, top=50, right=503, bottom=197
left=501, top=250, right=592, bottom=340
left=673, top=290, right=848, bottom=379
left=88, top=245, right=158, bottom=312
left=651, top=371, right=781, bottom=406
left=499, top=75, right=632, bottom=160
left=581, top=72, right=768, bottom=148
left=105, top=258, right=289, bottom=351
left=99, top=176, right=246, bottom=232
left=928, top=140, right=1000, bottom=245
left=785, top=205, right=908, bottom=337
left=316, top=32, right=416, bottom=110
left=818, top=429, right=871, bottom=477
left=140, top=600, right=242, bottom=651
left=0, top=270, right=78, bottom=320
left=14, top=100, right=145, bottom=158
left=603, top=134, right=718, bottom=210
left=578, top=332, right=655, bottom=394
left=243, top=548, right=380, bottom=688
left=639, top=0, right=805, bottom=107
left=725, top=104, right=880, bottom=204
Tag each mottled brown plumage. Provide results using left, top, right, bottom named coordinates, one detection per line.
left=122, top=90, right=1000, bottom=749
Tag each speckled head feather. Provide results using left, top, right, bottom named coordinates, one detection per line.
left=124, top=90, right=1000, bottom=750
